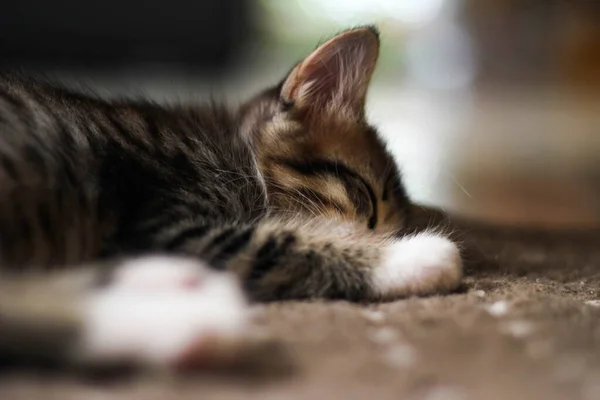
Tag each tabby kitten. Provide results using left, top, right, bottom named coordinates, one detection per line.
left=0, top=27, right=462, bottom=369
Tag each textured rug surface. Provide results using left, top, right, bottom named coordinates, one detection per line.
left=2, top=207, right=600, bottom=400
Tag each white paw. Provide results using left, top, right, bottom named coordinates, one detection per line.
left=79, top=256, right=248, bottom=368
left=109, top=256, right=208, bottom=292
left=371, top=232, right=462, bottom=298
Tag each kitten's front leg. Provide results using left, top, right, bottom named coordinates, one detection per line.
left=321, top=222, right=462, bottom=298
left=162, top=219, right=462, bottom=301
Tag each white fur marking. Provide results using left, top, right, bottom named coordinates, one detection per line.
left=111, top=256, right=208, bottom=291
left=81, top=256, right=248, bottom=366
left=372, top=233, right=462, bottom=298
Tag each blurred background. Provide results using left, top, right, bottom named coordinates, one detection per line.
left=2, top=0, right=599, bottom=227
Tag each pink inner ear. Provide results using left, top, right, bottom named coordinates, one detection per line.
left=281, top=28, right=379, bottom=112
left=299, top=45, right=343, bottom=99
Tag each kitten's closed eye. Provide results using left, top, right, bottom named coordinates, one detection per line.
left=275, top=157, right=378, bottom=229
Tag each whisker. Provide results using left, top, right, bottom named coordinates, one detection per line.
left=449, top=174, right=473, bottom=199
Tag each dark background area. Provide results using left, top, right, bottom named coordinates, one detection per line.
left=0, top=0, right=251, bottom=68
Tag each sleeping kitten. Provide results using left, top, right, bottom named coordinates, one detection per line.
left=0, top=27, right=462, bottom=370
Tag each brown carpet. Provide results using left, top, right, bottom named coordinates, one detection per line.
left=2, top=207, right=600, bottom=400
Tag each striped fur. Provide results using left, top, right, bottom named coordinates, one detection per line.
left=0, top=27, right=462, bottom=369
left=0, top=26, right=411, bottom=297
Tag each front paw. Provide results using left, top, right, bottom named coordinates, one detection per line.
left=371, top=232, right=463, bottom=298
left=79, top=256, right=248, bottom=369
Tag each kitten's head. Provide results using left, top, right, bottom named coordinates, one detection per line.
left=241, top=26, right=410, bottom=235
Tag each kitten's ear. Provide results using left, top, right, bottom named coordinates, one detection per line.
left=280, top=26, right=380, bottom=118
